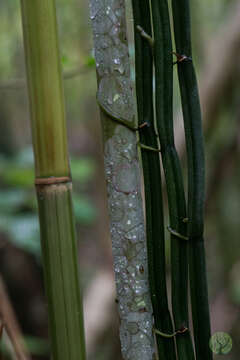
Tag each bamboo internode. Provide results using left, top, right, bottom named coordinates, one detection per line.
left=20, top=1, right=86, bottom=359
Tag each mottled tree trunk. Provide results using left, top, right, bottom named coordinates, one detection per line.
left=89, top=1, right=155, bottom=359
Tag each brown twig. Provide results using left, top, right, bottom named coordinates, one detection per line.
left=0, top=276, right=31, bottom=360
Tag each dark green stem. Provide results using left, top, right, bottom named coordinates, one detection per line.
left=171, top=1, right=212, bottom=359
left=131, top=1, right=176, bottom=359
left=151, top=0, right=195, bottom=359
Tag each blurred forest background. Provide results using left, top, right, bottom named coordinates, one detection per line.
left=0, top=0, right=240, bottom=359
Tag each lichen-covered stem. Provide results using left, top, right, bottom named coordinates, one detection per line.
left=171, top=1, right=212, bottom=359
left=20, top=1, right=86, bottom=359
left=89, top=1, right=155, bottom=359
left=151, top=0, right=195, bottom=359
left=131, top=0, right=176, bottom=359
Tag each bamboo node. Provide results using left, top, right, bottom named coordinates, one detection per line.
left=173, top=52, right=192, bottom=65
left=138, top=121, right=149, bottom=129
left=167, top=226, right=189, bottom=241
left=136, top=25, right=154, bottom=48
left=137, top=142, right=161, bottom=153
left=154, top=326, right=189, bottom=338
left=35, top=176, right=71, bottom=185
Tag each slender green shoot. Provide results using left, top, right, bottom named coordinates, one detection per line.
left=171, top=0, right=212, bottom=359
left=150, top=0, right=195, bottom=359
left=132, top=0, right=176, bottom=359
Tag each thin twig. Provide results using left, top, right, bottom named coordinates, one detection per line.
left=0, top=276, right=31, bottom=360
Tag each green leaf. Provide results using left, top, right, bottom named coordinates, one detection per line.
left=24, top=335, right=50, bottom=356
left=71, top=157, right=95, bottom=183
left=2, top=168, right=34, bottom=187
left=73, top=194, right=96, bottom=224
left=61, top=54, right=69, bottom=65
left=15, top=146, right=34, bottom=166
left=0, top=190, right=27, bottom=212
left=0, top=214, right=41, bottom=257
left=84, top=55, right=95, bottom=67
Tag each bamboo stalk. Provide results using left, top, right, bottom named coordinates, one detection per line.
left=150, top=0, right=195, bottom=359
left=89, top=0, right=156, bottom=359
left=20, top=1, right=86, bottom=359
left=131, top=1, right=176, bottom=359
left=171, top=1, right=212, bottom=359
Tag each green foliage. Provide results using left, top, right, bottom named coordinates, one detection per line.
left=24, top=335, right=50, bottom=356
left=85, top=55, right=95, bottom=67
left=61, top=54, right=70, bottom=66
left=0, top=334, right=49, bottom=357
left=0, top=0, right=22, bottom=77
left=0, top=214, right=40, bottom=257
left=0, top=147, right=96, bottom=258
left=73, top=194, right=96, bottom=225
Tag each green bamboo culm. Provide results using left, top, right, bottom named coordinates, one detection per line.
left=131, top=1, right=176, bottom=359
left=150, top=0, right=195, bottom=359
left=171, top=1, right=212, bottom=359
left=20, top=1, right=86, bottom=360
